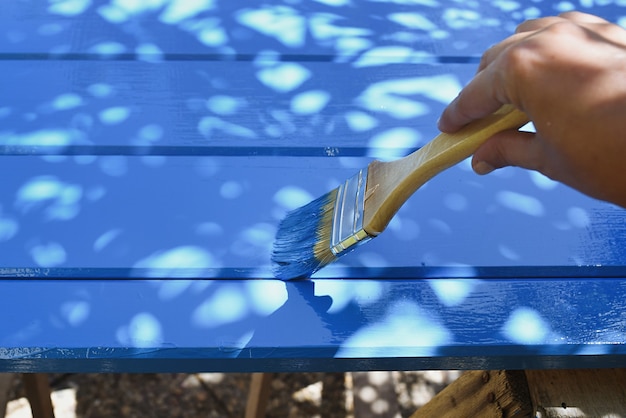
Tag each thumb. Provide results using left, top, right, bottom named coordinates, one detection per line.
left=471, top=130, right=544, bottom=175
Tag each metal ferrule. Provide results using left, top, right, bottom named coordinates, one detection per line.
left=330, top=168, right=373, bottom=255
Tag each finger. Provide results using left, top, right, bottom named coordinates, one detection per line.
left=471, top=130, right=546, bottom=174
left=438, top=63, right=510, bottom=132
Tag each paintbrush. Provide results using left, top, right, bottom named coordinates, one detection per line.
left=271, top=105, right=529, bottom=280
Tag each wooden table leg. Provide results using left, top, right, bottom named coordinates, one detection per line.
left=409, top=370, right=532, bottom=418
left=245, top=373, right=274, bottom=418
left=22, top=374, right=54, bottom=418
left=0, top=374, right=17, bottom=418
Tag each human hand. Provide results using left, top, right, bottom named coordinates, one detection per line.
left=438, top=11, right=626, bottom=208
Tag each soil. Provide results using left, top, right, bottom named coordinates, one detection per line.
left=4, top=371, right=461, bottom=417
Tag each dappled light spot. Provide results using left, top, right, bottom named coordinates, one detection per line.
left=195, top=222, right=223, bottom=237
left=359, top=76, right=461, bottom=115
left=388, top=12, right=438, bottom=31
left=497, top=190, right=545, bottom=216
left=136, top=43, right=164, bottom=63
left=16, top=176, right=83, bottom=220
left=195, top=21, right=228, bottom=47
left=567, top=207, right=590, bottom=229
left=88, top=41, right=127, bottom=56
left=198, top=116, right=257, bottom=139
left=354, top=46, right=418, bottom=67
left=554, top=1, right=576, bottom=12
left=290, top=90, right=331, bottom=115
left=118, top=312, right=164, bottom=348
left=138, top=124, right=164, bottom=142
left=256, top=63, right=311, bottom=93
left=498, top=244, right=521, bottom=261
left=46, top=185, right=82, bottom=220
left=273, top=186, right=314, bottom=210
left=529, top=171, right=558, bottom=190
left=192, top=285, right=248, bottom=328
left=97, top=4, right=130, bottom=23
left=207, top=95, right=246, bottom=116
left=337, top=301, right=451, bottom=357
left=493, top=0, right=521, bottom=12
left=388, top=216, right=420, bottom=241
left=237, top=6, right=305, bottom=48
left=48, top=0, right=91, bottom=16
left=334, top=36, right=373, bottom=58
left=220, top=181, right=244, bottom=199
left=4, top=129, right=74, bottom=147
left=367, top=128, right=421, bottom=160
left=93, top=229, right=122, bottom=252
left=503, top=307, right=549, bottom=344
left=159, top=0, right=216, bottom=24
left=313, top=0, right=351, bottom=6
left=345, top=111, right=378, bottom=132
left=99, top=106, right=131, bottom=125
left=0, top=217, right=18, bottom=242
left=428, top=218, right=452, bottom=234
left=245, top=280, right=287, bottom=315
left=314, top=279, right=384, bottom=313
left=444, top=192, right=468, bottom=211
left=51, top=93, right=84, bottom=111
left=87, top=83, right=114, bottom=98
left=429, top=279, right=477, bottom=307
left=61, top=301, right=90, bottom=326
left=31, top=242, right=67, bottom=267
left=99, top=156, right=128, bottom=177
left=85, top=185, right=106, bottom=202
left=133, top=246, right=219, bottom=277
left=443, top=8, right=492, bottom=30
left=230, top=223, right=274, bottom=258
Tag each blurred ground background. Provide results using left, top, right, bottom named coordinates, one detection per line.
left=3, top=371, right=461, bottom=417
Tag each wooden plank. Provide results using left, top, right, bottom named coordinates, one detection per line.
left=0, top=1, right=525, bottom=57
left=0, top=374, right=16, bottom=418
left=21, top=374, right=54, bottom=418
left=409, top=370, right=532, bottom=418
left=525, top=369, right=626, bottom=418
left=0, top=60, right=468, bottom=151
left=0, top=155, right=622, bottom=276
left=245, top=373, right=274, bottom=418
left=0, top=279, right=624, bottom=372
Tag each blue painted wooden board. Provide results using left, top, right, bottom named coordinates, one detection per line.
left=1, top=0, right=626, bottom=372
left=1, top=278, right=626, bottom=372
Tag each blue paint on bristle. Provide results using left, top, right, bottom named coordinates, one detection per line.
left=271, top=189, right=338, bottom=280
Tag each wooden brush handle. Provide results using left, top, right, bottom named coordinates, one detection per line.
left=362, top=105, right=529, bottom=235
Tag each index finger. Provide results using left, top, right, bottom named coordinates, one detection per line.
left=438, top=64, right=509, bottom=132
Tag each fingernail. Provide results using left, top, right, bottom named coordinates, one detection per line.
left=473, top=160, right=495, bottom=175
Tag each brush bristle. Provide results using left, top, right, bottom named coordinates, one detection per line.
left=271, top=189, right=338, bottom=280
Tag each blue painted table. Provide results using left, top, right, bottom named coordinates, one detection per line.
left=1, top=0, right=626, bottom=375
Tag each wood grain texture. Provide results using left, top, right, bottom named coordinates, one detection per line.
left=526, top=369, right=626, bottom=418
left=409, top=370, right=532, bottom=418
left=245, top=373, right=274, bottom=418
